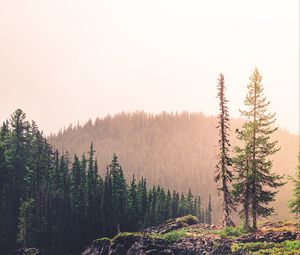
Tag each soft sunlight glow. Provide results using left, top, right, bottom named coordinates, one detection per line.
left=0, top=0, right=298, bottom=134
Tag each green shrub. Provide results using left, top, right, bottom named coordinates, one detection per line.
left=161, top=229, right=187, bottom=242
left=216, top=226, right=248, bottom=238
left=176, top=215, right=199, bottom=226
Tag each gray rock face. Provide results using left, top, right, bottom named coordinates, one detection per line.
left=82, top=238, right=111, bottom=255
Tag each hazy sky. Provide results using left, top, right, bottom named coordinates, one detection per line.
left=0, top=0, right=299, bottom=134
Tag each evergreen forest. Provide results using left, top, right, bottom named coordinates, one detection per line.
left=0, top=110, right=211, bottom=254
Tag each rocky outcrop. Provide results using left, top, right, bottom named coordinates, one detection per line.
left=82, top=219, right=300, bottom=255
left=83, top=235, right=232, bottom=255
left=81, top=217, right=229, bottom=255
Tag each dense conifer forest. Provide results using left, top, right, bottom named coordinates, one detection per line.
left=49, top=111, right=298, bottom=223
left=0, top=110, right=210, bottom=254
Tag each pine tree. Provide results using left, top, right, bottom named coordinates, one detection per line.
left=103, top=167, right=114, bottom=236
left=196, top=196, right=202, bottom=221
left=108, top=154, right=127, bottom=234
left=127, top=175, right=139, bottom=230
left=0, top=121, right=11, bottom=252
left=137, top=177, right=148, bottom=227
left=171, top=191, right=179, bottom=218
left=179, top=193, right=186, bottom=216
left=157, top=186, right=166, bottom=224
left=3, top=109, right=30, bottom=251
left=186, top=189, right=194, bottom=214
left=215, top=73, right=235, bottom=227
left=70, top=154, right=86, bottom=253
left=232, top=147, right=251, bottom=229
left=233, top=69, right=285, bottom=230
left=94, top=159, right=104, bottom=237
left=165, top=190, right=172, bottom=221
left=288, top=153, right=300, bottom=224
left=206, top=194, right=212, bottom=224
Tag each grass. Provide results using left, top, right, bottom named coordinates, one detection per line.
left=214, top=226, right=249, bottom=238
left=231, top=240, right=300, bottom=255
left=112, top=232, right=142, bottom=242
left=147, top=229, right=188, bottom=242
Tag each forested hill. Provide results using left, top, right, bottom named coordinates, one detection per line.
left=49, top=111, right=299, bottom=221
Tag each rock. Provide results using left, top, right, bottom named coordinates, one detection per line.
left=13, top=248, right=41, bottom=255
left=145, top=215, right=199, bottom=235
left=109, top=234, right=141, bottom=255
left=82, top=238, right=111, bottom=255
left=236, top=230, right=298, bottom=244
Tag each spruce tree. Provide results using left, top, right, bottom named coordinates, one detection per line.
left=0, top=121, right=11, bottom=252
left=207, top=194, right=212, bottom=224
left=186, top=189, right=194, bottom=214
left=108, top=154, right=127, bottom=234
left=233, top=69, right=284, bottom=230
left=137, top=177, right=148, bottom=227
left=288, top=153, right=300, bottom=224
left=171, top=191, right=179, bottom=218
left=4, top=109, right=30, bottom=251
left=232, top=148, right=251, bottom=229
left=127, top=175, right=139, bottom=230
left=165, top=190, right=172, bottom=221
left=103, top=168, right=114, bottom=236
left=70, top=154, right=86, bottom=253
left=215, top=73, right=235, bottom=227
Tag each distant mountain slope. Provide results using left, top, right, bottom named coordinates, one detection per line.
left=49, top=112, right=299, bottom=222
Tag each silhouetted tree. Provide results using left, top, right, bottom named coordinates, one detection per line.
left=215, top=73, right=235, bottom=227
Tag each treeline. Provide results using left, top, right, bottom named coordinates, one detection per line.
left=48, top=105, right=299, bottom=223
left=0, top=109, right=212, bottom=255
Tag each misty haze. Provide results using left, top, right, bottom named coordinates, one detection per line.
left=0, top=1, right=299, bottom=255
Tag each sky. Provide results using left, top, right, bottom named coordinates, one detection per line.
left=0, top=0, right=299, bottom=135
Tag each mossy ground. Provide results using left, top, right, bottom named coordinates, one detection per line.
left=231, top=240, right=300, bottom=255
left=147, top=229, right=188, bottom=242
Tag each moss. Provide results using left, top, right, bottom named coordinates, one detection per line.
left=214, top=226, right=249, bottom=238
left=175, top=215, right=199, bottom=226
left=147, top=229, right=188, bottom=242
left=112, top=232, right=142, bottom=242
left=96, top=237, right=111, bottom=242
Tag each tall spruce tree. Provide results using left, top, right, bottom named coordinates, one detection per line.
left=171, top=191, right=180, bottom=219
left=206, top=194, right=212, bottom=224
left=288, top=153, right=300, bottom=224
left=127, top=174, right=139, bottom=231
left=4, top=109, right=30, bottom=251
left=233, top=69, right=284, bottom=230
left=137, top=177, right=148, bottom=227
left=108, top=154, right=127, bottom=234
left=215, top=73, right=235, bottom=227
